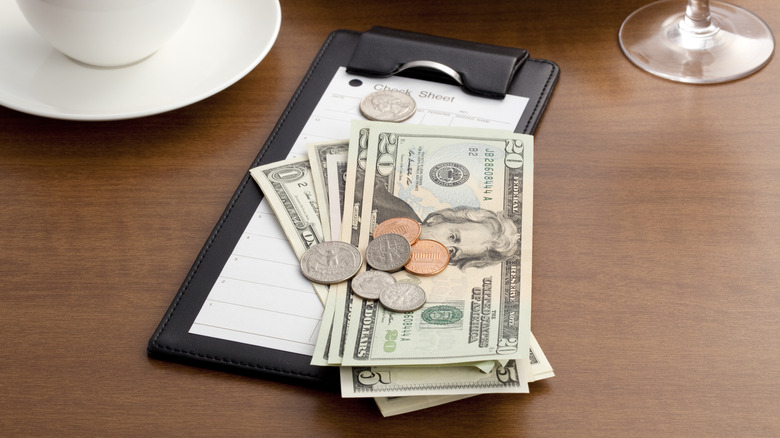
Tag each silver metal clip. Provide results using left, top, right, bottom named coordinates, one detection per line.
left=392, top=60, right=464, bottom=86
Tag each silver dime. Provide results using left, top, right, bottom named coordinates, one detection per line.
left=299, top=241, right=362, bottom=284
left=365, top=233, right=411, bottom=272
left=379, top=282, right=427, bottom=312
left=351, top=270, right=396, bottom=300
left=359, top=90, right=416, bottom=122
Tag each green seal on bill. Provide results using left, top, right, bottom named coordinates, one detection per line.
left=421, top=305, right=463, bottom=325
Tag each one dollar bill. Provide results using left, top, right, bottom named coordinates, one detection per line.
left=306, top=140, right=349, bottom=241
left=249, top=156, right=329, bottom=304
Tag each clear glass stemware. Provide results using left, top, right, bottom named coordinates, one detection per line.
left=619, top=0, right=775, bottom=83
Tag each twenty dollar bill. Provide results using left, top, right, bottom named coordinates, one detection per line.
left=338, top=121, right=535, bottom=367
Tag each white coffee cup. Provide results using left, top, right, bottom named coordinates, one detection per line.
left=16, top=0, right=195, bottom=67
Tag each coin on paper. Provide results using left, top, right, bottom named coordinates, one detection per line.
left=379, top=283, right=427, bottom=312
left=299, top=241, right=362, bottom=284
left=373, top=217, right=421, bottom=245
left=359, top=90, right=416, bottom=122
left=404, top=239, right=449, bottom=276
left=351, top=270, right=396, bottom=300
left=365, top=233, right=412, bottom=272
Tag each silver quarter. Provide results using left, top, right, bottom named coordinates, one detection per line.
left=365, top=233, right=411, bottom=272
left=359, top=90, right=416, bottom=122
left=351, top=270, right=396, bottom=300
left=299, top=241, right=362, bottom=284
left=379, top=282, right=427, bottom=312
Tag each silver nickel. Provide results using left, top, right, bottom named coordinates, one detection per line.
left=379, top=283, right=427, bottom=312
left=351, top=270, right=396, bottom=300
left=300, top=241, right=362, bottom=284
left=359, top=90, right=416, bottom=122
left=365, top=233, right=411, bottom=272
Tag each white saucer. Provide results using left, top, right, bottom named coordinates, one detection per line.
left=0, top=0, right=281, bottom=121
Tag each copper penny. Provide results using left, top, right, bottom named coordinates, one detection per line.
left=404, top=239, right=449, bottom=276
left=373, top=217, right=421, bottom=245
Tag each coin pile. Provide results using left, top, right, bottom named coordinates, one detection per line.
left=370, top=217, right=449, bottom=276
left=300, top=217, right=449, bottom=312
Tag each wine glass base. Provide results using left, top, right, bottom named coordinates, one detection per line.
left=619, top=0, right=775, bottom=83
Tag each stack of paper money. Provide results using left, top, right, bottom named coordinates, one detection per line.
left=250, top=120, right=553, bottom=416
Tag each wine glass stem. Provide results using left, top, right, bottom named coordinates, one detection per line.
left=684, top=0, right=716, bottom=33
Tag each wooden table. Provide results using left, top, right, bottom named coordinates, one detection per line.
left=2, top=1, right=779, bottom=436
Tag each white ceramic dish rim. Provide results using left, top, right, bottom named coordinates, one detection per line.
left=0, top=0, right=282, bottom=121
